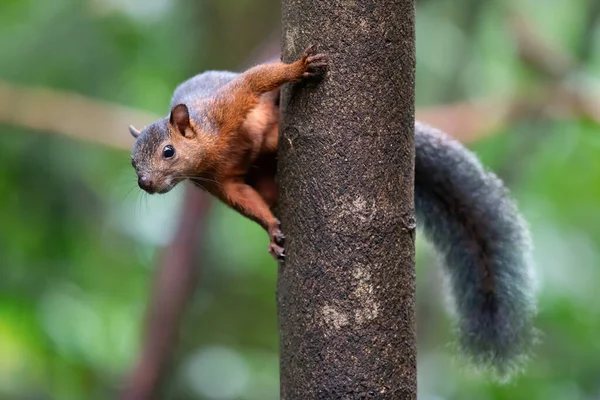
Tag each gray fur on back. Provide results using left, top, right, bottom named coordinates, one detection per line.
left=414, top=121, right=537, bottom=377
left=171, top=71, right=238, bottom=107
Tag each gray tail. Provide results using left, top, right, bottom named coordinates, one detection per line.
left=414, top=122, right=537, bottom=377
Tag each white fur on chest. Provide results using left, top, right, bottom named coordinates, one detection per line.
left=242, top=92, right=279, bottom=142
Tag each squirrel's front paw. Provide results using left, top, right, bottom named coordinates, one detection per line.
left=300, top=45, right=327, bottom=78
left=268, top=221, right=285, bottom=261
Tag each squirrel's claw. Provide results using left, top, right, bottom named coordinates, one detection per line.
left=303, top=44, right=316, bottom=58
left=307, top=54, right=326, bottom=63
left=300, top=45, right=327, bottom=79
left=269, top=243, right=285, bottom=261
left=268, top=220, right=286, bottom=261
left=270, top=221, right=285, bottom=246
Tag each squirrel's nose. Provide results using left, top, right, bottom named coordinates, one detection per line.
left=138, top=175, right=154, bottom=192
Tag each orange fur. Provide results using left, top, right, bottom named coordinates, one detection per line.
left=179, top=47, right=325, bottom=259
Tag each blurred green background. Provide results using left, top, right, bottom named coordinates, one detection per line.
left=1, top=0, right=599, bottom=399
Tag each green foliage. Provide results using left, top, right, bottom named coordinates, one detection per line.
left=0, top=0, right=598, bottom=399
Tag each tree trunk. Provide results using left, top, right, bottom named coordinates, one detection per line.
left=277, top=1, right=416, bottom=399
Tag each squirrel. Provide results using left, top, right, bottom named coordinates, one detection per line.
left=129, top=46, right=537, bottom=376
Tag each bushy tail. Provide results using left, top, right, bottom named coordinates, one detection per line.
left=414, top=122, right=537, bottom=377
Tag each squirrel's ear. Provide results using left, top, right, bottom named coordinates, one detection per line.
left=129, top=125, right=140, bottom=138
left=170, top=104, right=195, bottom=138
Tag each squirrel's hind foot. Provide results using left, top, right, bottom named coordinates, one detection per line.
left=268, top=221, right=286, bottom=261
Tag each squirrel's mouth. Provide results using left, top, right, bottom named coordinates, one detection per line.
left=156, top=187, right=172, bottom=194
left=138, top=177, right=182, bottom=195
left=138, top=182, right=171, bottom=195
left=139, top=186, right=157, bottom=195
left=156, top=179, right=179, bottom=194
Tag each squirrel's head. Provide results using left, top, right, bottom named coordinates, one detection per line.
left=129, top=104, right=212, bottom=194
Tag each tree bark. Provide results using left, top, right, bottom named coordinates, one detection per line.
left=277, top=1, right=416, bottom=399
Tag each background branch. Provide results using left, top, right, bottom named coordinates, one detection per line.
left=3, top=78, right=597, bottom=153
left=0, top=80, right=157, bottom=151
left=121, top=185, right=210, bottom=400
left=496, top=9, right=600, bottom=184
left=509, top=10, right=575, bottom=80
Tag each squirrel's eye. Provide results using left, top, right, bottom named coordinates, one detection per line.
left=162, top=145, right=175, bottom=159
